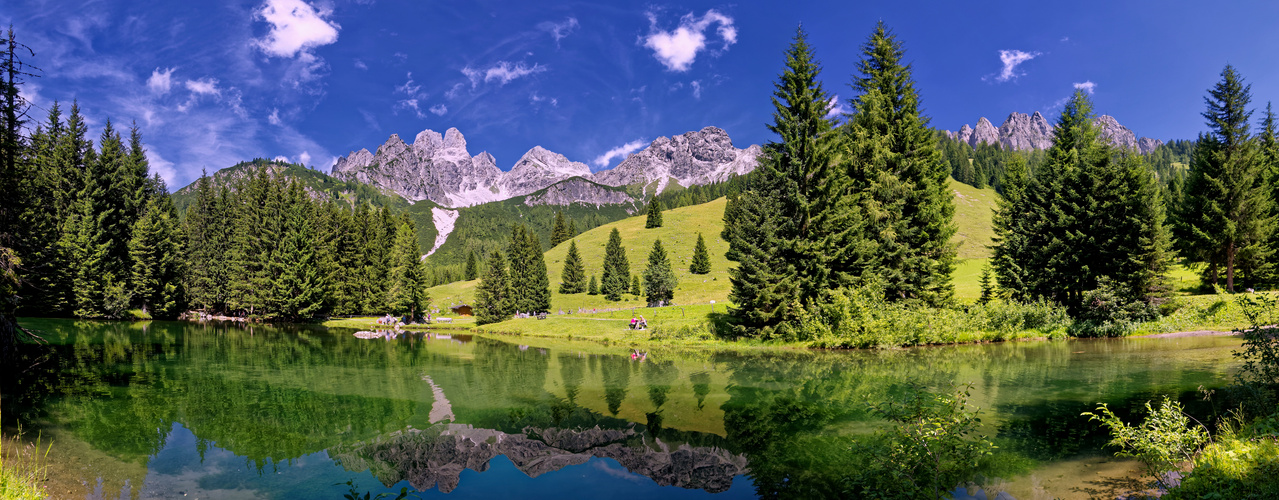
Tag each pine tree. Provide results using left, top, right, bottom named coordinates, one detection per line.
left=977, top=264, right=994, bottom=305
left=1260, top=103, right=1279, bottom=284
left=1176, top=65, right=1273, bottom=291
left=588, top=274, right=598, bottom=295
left=631, top=274, right=642, bottom=296
left=724, top=26, right=833, bottom=337
left=465, top=250, right=479, bottom=281
left=386, top=219, right=429, bottom=319
left=474, top=250, right=512, bottom=325
left=643, top=239, right=677, bottom=306
left=601, top=228, right=629, bottom=301
left=273, top=181, right=326, bottom=319
left=689, top=232, right=711, bottom=274
left=128, top=196, right=183, bottom=318
left=991, top=155, right=1031, bottom=299
left=645, top=200, right=664, bottom=228
left=841, top=22, right=956, bottom=305
left=551, top=211, right=570, bottom=247
left=508, top=224, right=551, bottom=314
left=72, top=122, right=129, bottom=317
left=568, top=220, right=578, bottom=238
left=184, top=172, right=230, bottom=312
left=559, top=240, right=587, bottom=294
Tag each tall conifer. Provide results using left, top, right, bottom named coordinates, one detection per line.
left=689, top=233, right=711, bottom=274
left=465, top=250, right=479, bottom=280
left=474, top=250, right=512, bottom=325
left=601, top=228, right=629, bottom=301
left=551, top=211, right=570, bottom=247
left=645, top=200, right=664, bottom=229
left=1176, top=65, right=1273, bottom=291
left=842, top=22, right=955, bottom=305
left=386, top=220, right=429, bottom=319
left=559, top=240, right=587, bottom=294
left=643, top=239, right=677, bottom=306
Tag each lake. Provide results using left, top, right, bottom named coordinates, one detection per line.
left=1, top=319, right=1241, bottom=499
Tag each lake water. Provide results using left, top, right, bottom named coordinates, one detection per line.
left=1, top=319, right=1242, bottom=499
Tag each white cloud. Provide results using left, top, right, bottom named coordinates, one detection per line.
left=690, top=80, right=702, bottom=99
left=252, top=0, right=340, bottom=58
left=461, top=61, right=546, bottom=88
left=445, top=82, right=464, bottom=99
left=268, top=108, right=282, bottom=125
left=1074, top=81, right=1097, bottom=94
left=994, top=50, right=1040, bottom=82
left=593, top=139, right=646, bottom=168
left=429, top=104, right=447, bottom=116
left=642, top=9, right=736, bottom=72
left=354, top=59, right=367, bottom=70
left=145, top=150, right=178, bottom=189
left=538, top=17, right=579, bottom=45
left=825, top=96, right=849, bottom=119
left=274, top=155, right=290, bottom=162
left=394, top=72, right=429, bottom=118
left=185, top=78, right=220, bottom=96
left=147, top=67, right=175, bottom=94
left=298, top=150, right=312, bottom=166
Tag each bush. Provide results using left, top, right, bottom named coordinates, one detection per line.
left=1070, top=277, right=1160, bottom=337
left=1084, top=397, right=1209, bottom=491
left=800, top=282, right=1070, bottom=348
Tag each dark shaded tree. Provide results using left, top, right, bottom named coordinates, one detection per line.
left=559, top=240, right=587, bottom=294
left=474, top=250, right=512, bottom=325
left=645, top=200, right=663, bottom=229
left=690, top=232, right=711, bottom=275
left=601, top=228, right=629, bottom=301
left=643, top=239, right=677, bottom=306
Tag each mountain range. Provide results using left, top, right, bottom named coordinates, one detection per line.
left=947, top=112, right=1164, bottom=154
left=330, top=126, right=761, bottom=208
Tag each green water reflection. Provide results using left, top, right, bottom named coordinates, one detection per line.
left=1, top=319, right=1241, bottom=499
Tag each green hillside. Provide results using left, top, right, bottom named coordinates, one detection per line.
left=431, top=177, right=1004, bottom=310
left=170, top=159, right=441, bottom=253
left=431, top=197, right=734, bottom=312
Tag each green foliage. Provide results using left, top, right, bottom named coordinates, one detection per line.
left=558, top=240, right=586, bottom=294
left=1232, top=294, right=1279, bottom=399
left=1176, top=65, right=1275, bottom=291
left=994, top=91, right=1171, bottom=311
left=1069, top=276, right=1161, bottom=337
left=977, top=264, right=994, bottom=305
left=464, top=251, right=478, bottom=281
left=338, top=480, right=411, bottom=500
left=386, top=220, right=430, bottom=319
left=587, top=274, right=598, bottom=295
left=1164, top=418, right=1279, bottom=499
left=474, top=250, right=512, bottom=325
left=645, top=199, right=663, bottom=228
left=798, top=282, right=1070, bottom=347
left=601, top=228, right=629, bottom=301
left=506, top=224, right=550, bottom=314
left=127, top=197, right=184, bottom=318
left=689, top=232, right=711, bottom=275
left=630, top=274, right=642, bottom=296
left=550, top=210, right=570, bottom=247
left=1084, top=397, right=1209, bottom=491
left=847, top=383, right=995, bottom=499
left=643, top=239, right=677, bottom=306
left=0, top=432, right=52, bottom=500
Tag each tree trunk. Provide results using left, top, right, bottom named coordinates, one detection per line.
left=1226, top=242, right=1237, bottom=292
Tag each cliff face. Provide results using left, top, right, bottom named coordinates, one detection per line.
left=332, top=126, right=760, bottom=208
left=948, top=112, right=1164, bottom=153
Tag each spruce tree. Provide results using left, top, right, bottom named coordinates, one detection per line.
left=559, top=240, right=587, bottom=294
left=588, top=274, right=598, bottom=295
left=184, top=172, right=228, bottom=312
left=465, top=250, right=479, bottom=281
left=551, top=211, right=570, bottom=247
left=645, top=200, right=664, bottom=228
left=508, top=224, right=551, bottom=314
left=72, top=122, right=128, bottom=317
left=725, top=26, right=832, bottom=337
left=1260, top=102, right=1279, bottom=284
left=273, top=182, right=326, bottom=319
left=568, top=220, right=578, bottom=238
left=689, top=232, right=711, bottom=274
left=601, top=228, right=629, bottom=301
left=474, top=250, right=512, bottom=325
left=386, top=220, right=429, bottom=319
left=128, top=196, right=183, bottom=318
left=643, top=239, right=677, bottom=306
left=1176, top=65, right=1274, bottom=291
left=631, top=274, right=642, bottom=296
left=991, top=155, right=1031, bottom=299
left=841, top=22, right=955, bottom=305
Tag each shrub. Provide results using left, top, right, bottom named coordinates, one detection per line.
left=1070, top=277, right=1160, bottom=337
left=1083, top=396, right=1209, bottom=491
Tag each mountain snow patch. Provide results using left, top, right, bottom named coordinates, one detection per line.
left=426, top=207, right=460, bottom=257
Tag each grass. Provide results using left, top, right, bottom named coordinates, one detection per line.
left=949, top=178, right=999, bottom=260
left=0, top=431, right=51, bottom=500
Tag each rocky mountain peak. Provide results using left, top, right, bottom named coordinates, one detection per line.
left=948, top=112, right=1164, bottom=154
left=413, top=129, right=445, bottom=154
left=443, top=127, right=467, bottom=151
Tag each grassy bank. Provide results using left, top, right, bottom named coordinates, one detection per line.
left=0, top=432, right=50, bottom=500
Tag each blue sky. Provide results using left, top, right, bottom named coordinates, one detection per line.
left=6, top=1, right=1279, bottom=190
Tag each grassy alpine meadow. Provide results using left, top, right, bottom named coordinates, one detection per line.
left=404, top=182, right=1265, bottom=349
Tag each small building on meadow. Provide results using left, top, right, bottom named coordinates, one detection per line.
left=450, top=304, right=473, bottom=317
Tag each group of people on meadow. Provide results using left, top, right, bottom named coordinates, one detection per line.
left=629, top=315, right=648, bottom=330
